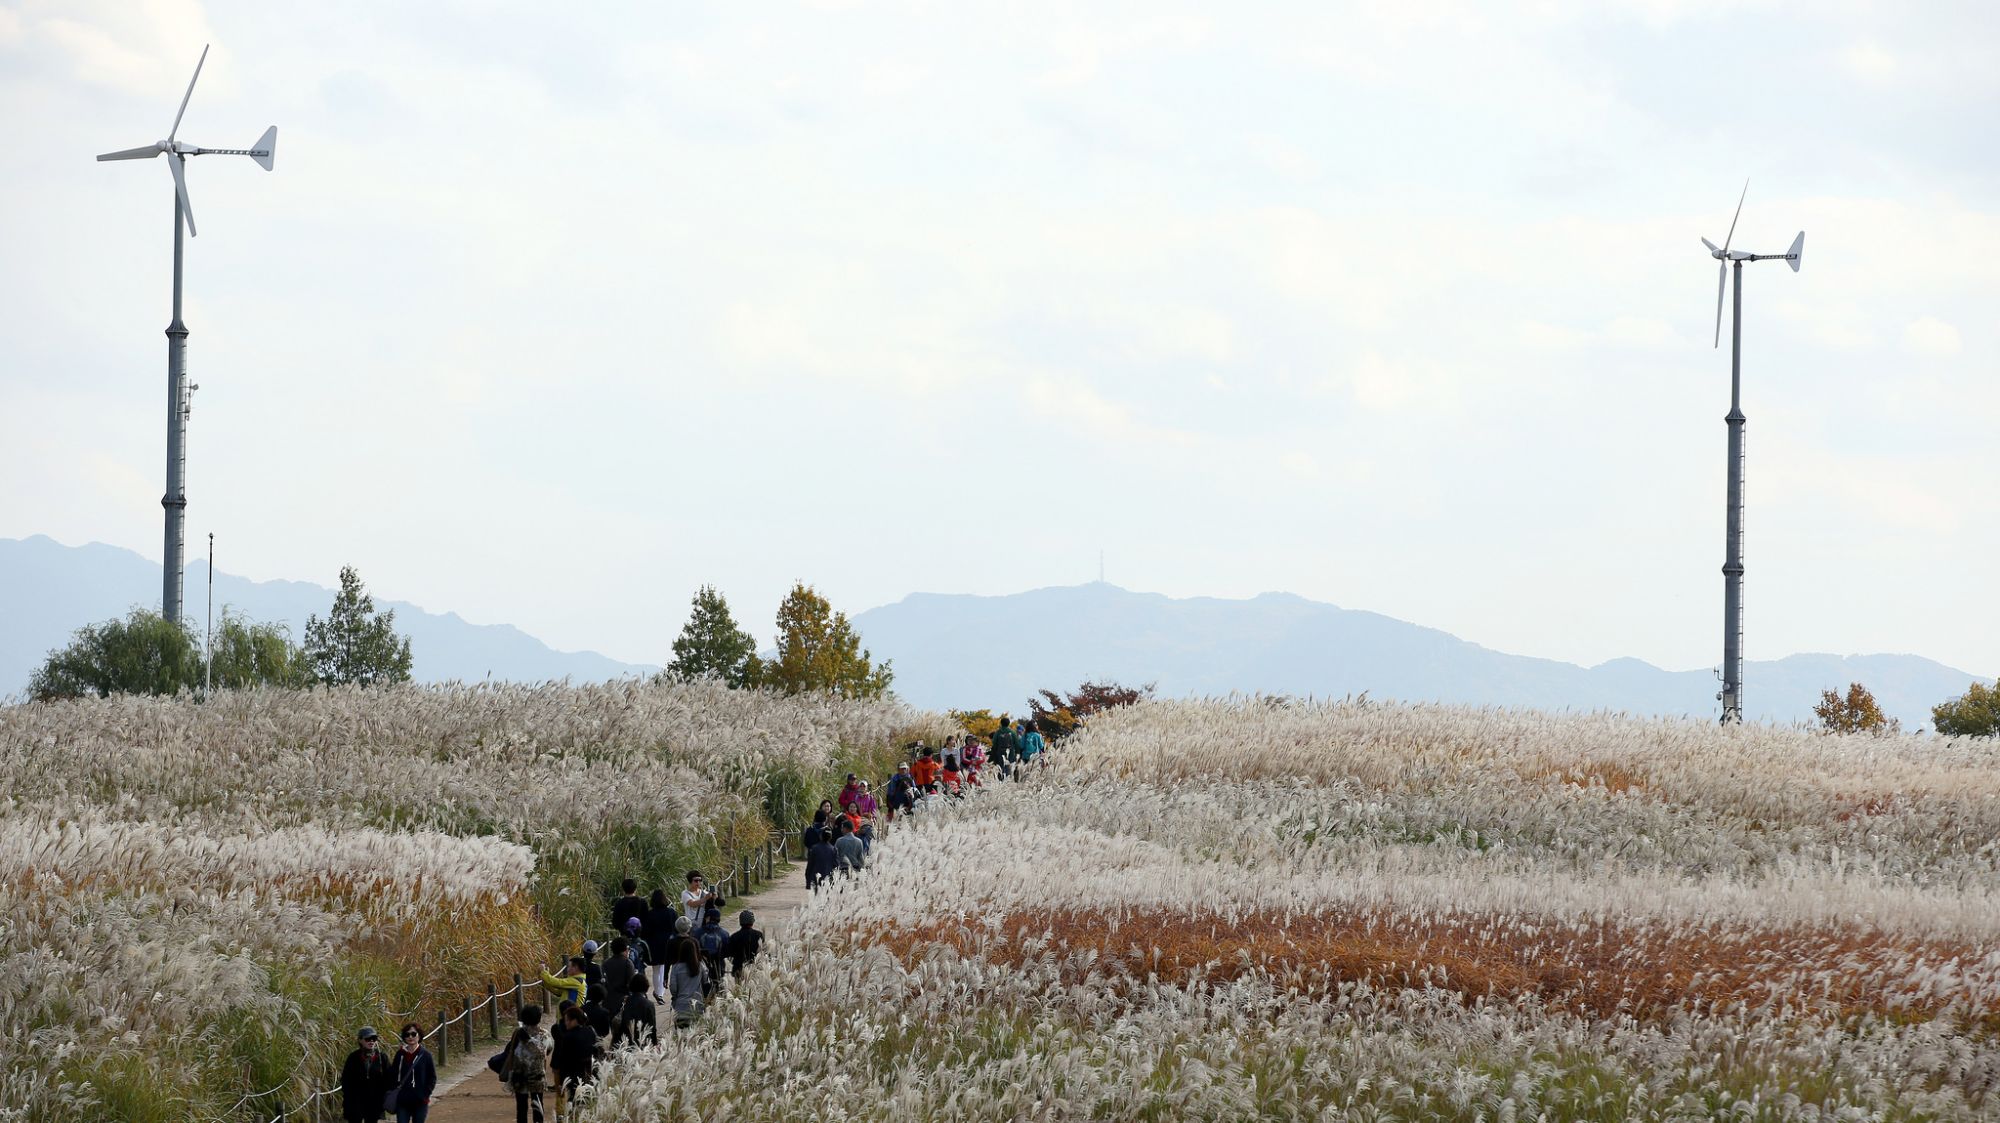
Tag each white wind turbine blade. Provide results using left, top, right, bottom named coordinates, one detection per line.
left=168, top=44, right=210, bottom=143
left=1702, top=237, right=1721, bottom=255
left=1713, top=262, right=1726, bottom=348
left=1720, top=179, right=1746, bottom=256
left=168, top=152, right=197, bottom=237
left=97, top=144, right=162, bottom=162
left=1785, top=231, right=1804, bottom=272
left=1712, top=179, right=1747, bottom=348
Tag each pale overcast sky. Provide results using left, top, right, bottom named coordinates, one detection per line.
left=1, top=0, right=1995, bottom=682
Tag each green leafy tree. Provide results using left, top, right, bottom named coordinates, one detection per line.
left=751, top=582, right=892, bottom=699
left=665, top=585, right=759, bottom=687
left=1812, top=682, right=1899, bottom=735
left=27, top=608, right=201, bottom=701
left=1933, top=679, right=2000, bottom=737
left=208, top=610, right=312, bottom=690
left=302, top=566, right=414, bottom=687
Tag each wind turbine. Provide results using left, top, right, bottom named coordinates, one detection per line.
left=1702, top=181, right=1803, bottom=725
left=96, top=44, right=277, bottom=628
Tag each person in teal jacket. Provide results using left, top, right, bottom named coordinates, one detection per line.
left=1018, top=723, right=1047, bottom=767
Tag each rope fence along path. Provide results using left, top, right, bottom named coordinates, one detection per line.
left=239, top=833, right=792, bottom=1122
left=422, top=862, right=809, bottom=1123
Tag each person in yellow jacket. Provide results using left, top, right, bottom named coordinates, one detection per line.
left=541, top=957, right=587, bottom=1008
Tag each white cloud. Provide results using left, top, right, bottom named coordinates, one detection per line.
left=1, top=0, right=1996, bottom=682
left=1347, top=352, right=1464, bottom=414
left=1023, top=375, right=1202, bottom=449
left=1838, top=42, right=1899, bottom=83
left=1776, top=299, right=1877, bottom=350
left=20, top=0, right=221, bottom=97
left=1903, top=316, right=1962, bottom=357
left=1280, top=450, right=1319, bottom=479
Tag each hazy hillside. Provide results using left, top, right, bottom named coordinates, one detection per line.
left=7, top=537, right=1986, bottom=727
left=852, top=583, right=1990, bottom=729
left=0, top=536, right=654, bottom=696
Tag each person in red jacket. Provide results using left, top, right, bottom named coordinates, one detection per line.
left=910, top=749, right=940, bottom=789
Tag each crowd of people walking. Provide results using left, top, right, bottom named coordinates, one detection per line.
left=802, top=717, right=1051, bottom=890
left=338, top=870, right=766, bottom=1123
left=339, top=717, right=1058, bottom=1123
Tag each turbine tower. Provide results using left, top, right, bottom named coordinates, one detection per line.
left=1702, top=182, right=1803, bottom=724
left=97, top=45, right=276, bottom=627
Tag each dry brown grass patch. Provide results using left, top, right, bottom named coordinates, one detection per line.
left=868, top=906, right=1995, bottom=1027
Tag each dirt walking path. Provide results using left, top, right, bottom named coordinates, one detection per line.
left=424, top=864, right=809, bottom=1122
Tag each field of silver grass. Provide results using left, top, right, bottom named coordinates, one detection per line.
left=583, top=698, right=2000, bottom=1122
left=0, top=679, right=945, bottom=1122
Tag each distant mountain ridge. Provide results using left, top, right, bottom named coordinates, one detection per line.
left=0, top=536, right=654, bottom=696
left=850, top=582, right=1991, bottom=729
left=5, top=537, right=1986, bottom=727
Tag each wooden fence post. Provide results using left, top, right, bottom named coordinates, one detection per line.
left=463, top=996, right=474, bottom=1053
left=512, top=973, right=523, bottom=1019
left=435, top=1010, right=449, bottom=1065
left=487, top=982, right=499, bottom=1040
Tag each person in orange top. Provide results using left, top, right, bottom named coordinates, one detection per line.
left=910, top=748, right=940, bottom=788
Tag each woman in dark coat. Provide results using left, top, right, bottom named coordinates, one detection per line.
left=339, top=1026, right=393, bottom=1123
left=805, top=833, right=839, bottom=892
left=641, top=888, right=678, bottom=1001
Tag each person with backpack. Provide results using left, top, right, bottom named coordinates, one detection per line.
left=548, top=1005, right=597, bottom=1122
left=388, top=1023, right=437, bottom=1123
left=610, top=975, right=658, bottom=1048
left=666, top=942, right=706, bottom=1029
left=991, top=718, right=1020, bottom=781
left=726, top=910, right=764, bottom=979
left=499, top=1005, right=552, bottom=1123
left=621, top=917, right=650, bottom=976
left=641, top=889, right=678, bottom=1002
left=339, top=1025, right=392, bottom=1123
left=696, top=906, right=730, bottom=991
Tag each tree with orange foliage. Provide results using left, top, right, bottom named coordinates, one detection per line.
left=1812, top=682, right=1899, bottom=735
left=1026, top=680, right=1153, bottom=740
